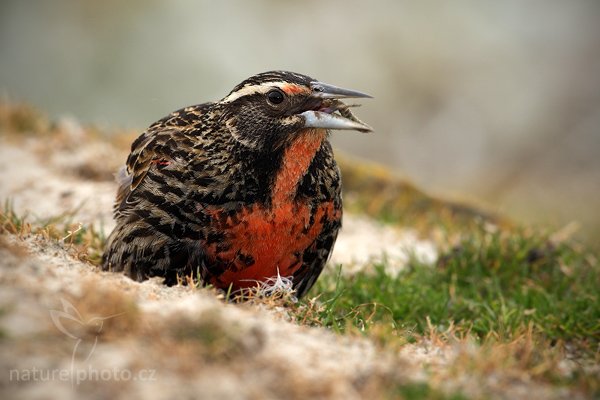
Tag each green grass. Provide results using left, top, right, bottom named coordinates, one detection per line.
left=389, top=383, right=468, bottom=400
left=4, top=196, right=598, bottom=352
left=299, top=228, right=600, bottom=352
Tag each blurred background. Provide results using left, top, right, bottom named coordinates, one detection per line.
left=1, top=0, right=599, bottom=245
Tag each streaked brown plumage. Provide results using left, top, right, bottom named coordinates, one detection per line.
left=102, top=71, right=371, bottom=298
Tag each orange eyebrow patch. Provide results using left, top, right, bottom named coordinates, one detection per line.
left=282, top=84, right=309, bottom=95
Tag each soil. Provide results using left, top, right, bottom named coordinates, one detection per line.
left=0, top=119, right=583, bottom=399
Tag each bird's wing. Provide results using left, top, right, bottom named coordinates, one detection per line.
left=113, top=107, right=208, bottom=219
left=113, top=128, right=178, bottom=217
left=293, top=204, right=342, bottom=298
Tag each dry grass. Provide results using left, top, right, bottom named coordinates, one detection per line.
left=1, top=100, right=598, bottom=399
left=337, top=155, right=509, bottom=239
left=0, top=201, right=105, bottom=265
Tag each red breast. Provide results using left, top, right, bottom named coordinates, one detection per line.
left=203, top=128, right=340, bottom=291
left=204, top=200, right=340, bottom=291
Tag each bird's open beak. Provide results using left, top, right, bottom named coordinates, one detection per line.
left=310, top=82, right=372, bottom=100
left=300, top=81, right=373, bottom=133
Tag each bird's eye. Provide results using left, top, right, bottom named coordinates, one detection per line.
left=267, top=89, right=285, bottom=105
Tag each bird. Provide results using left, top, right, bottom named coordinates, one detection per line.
left=101, top=71, right=372, bottom=298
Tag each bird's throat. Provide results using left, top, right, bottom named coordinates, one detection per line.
left=271, top=129, right=326, bottom=206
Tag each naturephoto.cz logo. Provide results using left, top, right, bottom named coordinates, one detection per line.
left=9, top=365, right=156, bottom=385
left=9, top=298, right=156, bottom=386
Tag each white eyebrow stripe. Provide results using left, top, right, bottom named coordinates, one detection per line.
left=221, top=81, right=295, bottom=103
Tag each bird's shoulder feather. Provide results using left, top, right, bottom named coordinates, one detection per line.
left=113, top=104, right=213, bottom=217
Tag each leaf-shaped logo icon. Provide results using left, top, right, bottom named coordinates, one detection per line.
left=49, top=297, right=125, bottom=385
left=50, top=298, right=85, bottom=340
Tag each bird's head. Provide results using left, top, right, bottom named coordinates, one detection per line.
left=219, top=71, right=372, bottom=150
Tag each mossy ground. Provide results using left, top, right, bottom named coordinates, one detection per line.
left=1, top=101, right=598, bottom=398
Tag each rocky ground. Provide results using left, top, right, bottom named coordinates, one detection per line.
left=0, top=105, right=593, bottom=399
